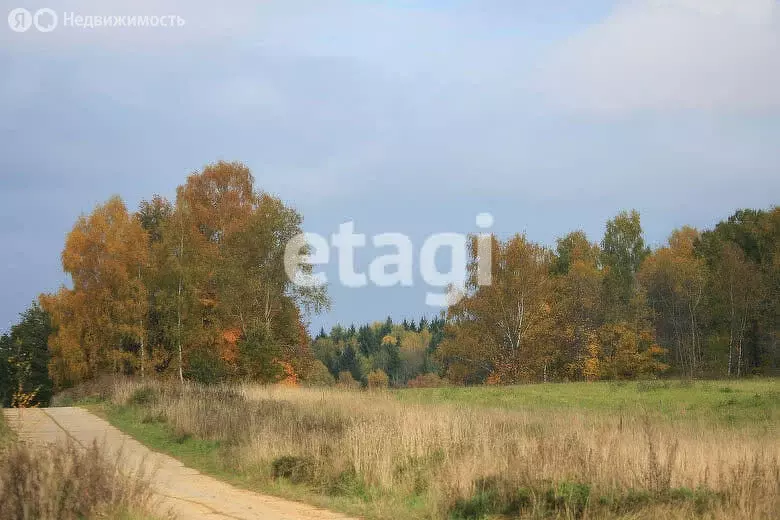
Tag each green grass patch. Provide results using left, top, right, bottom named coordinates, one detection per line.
left=95, top=404, right=228, bottom=477
left=450, top=477, right=725, bottom=520
left=0, top=412, right=14, bottom=448
left=395, top=379, right=780, bottom=425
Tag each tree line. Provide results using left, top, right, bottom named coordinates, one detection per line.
left=436, top=208, right=779, bottom=384
left=4, top=161, right=327, bottom=403
left=0, top=159, right=776, bottom=403
left=310, top=208, right=778, bottom=387
left=310, top=316, right=446, bottom=388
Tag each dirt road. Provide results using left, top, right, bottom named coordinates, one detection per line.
left=3, top=407, right=359, bottom=520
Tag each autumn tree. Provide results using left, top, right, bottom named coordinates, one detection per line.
left=439, top=234, right=555, bottom=384
left=595, top=323, right=668, bottom=379
left=41, top=197, right=148, bottom=388
left=135, top=195, right=174, bottom=377
left=144, top=162, right=328, bottom=383
left=367, top=368, right=389, bottom=389
left=136, top=195, right=173, bottom=243
left=551, top=231, right=604, bottom=378
left=639, top=227, right=709, bottom=377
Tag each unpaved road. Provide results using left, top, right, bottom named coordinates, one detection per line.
left=3, top=407, right=359, bottom=520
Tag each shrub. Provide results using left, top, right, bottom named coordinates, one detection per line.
left=303, top=360, right=335, bottom=387
left=130, top=385, right=157, bottom=406
left=50, top=374, right=125, bottom=406
left=450, top=476, right=530, bottom=519
left=184, top=349, right=228, bottom=384
left=406, top=373, right=447, bottom=388
left=336, top=371, right=360, bottom=389
left=544, top=481, right=591, bottom=518
left=271, top=455, right=318, bottom=485
left=327, top=468, right=368, bottom=499
left=237, top=328, right=283, bottom=383
left=366, top=369, right=389, bottom=390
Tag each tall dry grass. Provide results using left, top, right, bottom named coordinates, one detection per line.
left=111, top=380, right=780, bottom=519
left=0, top=438, right=155, bottom=520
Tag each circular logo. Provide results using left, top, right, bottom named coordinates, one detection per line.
left=7, top=7, right=32, bottom=32
left=33, top=8, right=57, bottom=32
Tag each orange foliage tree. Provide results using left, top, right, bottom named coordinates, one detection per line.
left=41, top=197, right=148, bottom=388
left=148, top=162, right=326, bottom=383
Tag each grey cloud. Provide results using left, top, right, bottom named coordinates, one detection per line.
left=539, top=0, right=780, bottom=114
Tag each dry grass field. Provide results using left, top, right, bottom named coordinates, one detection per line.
left=94, top=379, right=779, bottom=519
left=0, top=412, right=155, bottom=520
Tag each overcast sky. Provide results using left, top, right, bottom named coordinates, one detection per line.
left=2, top=0, right=779, bottom=332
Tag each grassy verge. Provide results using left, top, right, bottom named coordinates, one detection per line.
left=0, top=412, right=14, bottom=447
left=90, top=402, right=401, bottom=519
left=83, top=379, right=780, bottom=519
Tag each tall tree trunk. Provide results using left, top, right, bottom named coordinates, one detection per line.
left=177, top=217, right=185, bottom=384
left=737, top=313, right=746, bottom=378
left=727, top=282, right=735, bottom=377
left=138, top=265, right=145, bottom=379
left=177, top=275, right=184, bottom=384
left=140, top=321, right=145, bottom=379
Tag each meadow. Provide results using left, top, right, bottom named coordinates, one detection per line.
left=85, top=378, right=779, bottom=520
left=395, top=379, right=780, bottom=425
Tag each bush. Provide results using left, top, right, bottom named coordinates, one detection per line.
left=406, top=373, right=448, bottom=388
left=50, top=374, right=125, bottom=406
left=327, top=468, right=368, bottom=498
left=184, top=349, right=228, bottom=384
left=544, top=481, right=591, bottom=518
left=366, top=369, right=389, bottom=390
left=130, top=385, right=158, bottom=406
left=303, top=360, right=335, bottom=387
left=271, top=455, right=318, bottom=485
left=336, top=371, right=360, bottom=389
left=450, top=476, right=530, bottom=519
left=237, top=328, right=283, bottom=383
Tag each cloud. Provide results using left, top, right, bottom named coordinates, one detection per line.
left=540, top=0, right=780, bottom=114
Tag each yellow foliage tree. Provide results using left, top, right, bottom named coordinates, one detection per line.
left=582, top=334, right=602, bottom=382
left=440, top=234, right=555, bottom=384
left=638, top=226, right=708, bottom=377
left=596, top=322, right=668, bottom=379
left=41, top=196, right=148, bottom=388
left=367, top=369, right=389, bottom=389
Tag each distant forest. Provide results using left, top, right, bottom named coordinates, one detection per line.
left=1, top=161, right=777, bottom=405
left=315, top=208, right=779, bottom=386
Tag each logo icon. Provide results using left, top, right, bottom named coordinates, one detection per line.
left=7, top=7, right=58, bottom=32
left=7, top=7, right=32, bottom=32
left=33, top=8, right=57, bottom=32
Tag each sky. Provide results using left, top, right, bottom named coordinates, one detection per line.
left=1, top=0, right=779, bottom=332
